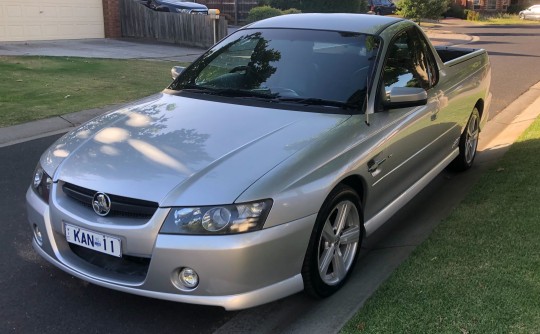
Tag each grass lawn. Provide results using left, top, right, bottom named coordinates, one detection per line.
left=477, top=15, right=540, bottom=25
left=0, top=56, right=184, bottom=127
left=342, top=119, right=540, bottom=333
left=411, top=16, right=539, bottom=27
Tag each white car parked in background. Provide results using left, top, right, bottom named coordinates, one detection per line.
left=519, top=5, right=540, bottom=20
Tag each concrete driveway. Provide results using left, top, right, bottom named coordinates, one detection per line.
left=0, top=38, right=205, bottom=62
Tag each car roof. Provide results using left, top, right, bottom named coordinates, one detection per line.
left=245, top=13, right=403, bottom=35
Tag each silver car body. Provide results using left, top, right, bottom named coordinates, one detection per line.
left=27, top=14, right=491, bottom=310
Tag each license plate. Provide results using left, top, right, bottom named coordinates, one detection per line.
left=65, top=224, right=122, bottom=258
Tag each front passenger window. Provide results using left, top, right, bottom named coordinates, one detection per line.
left=380, top=29, right=434, bottom=104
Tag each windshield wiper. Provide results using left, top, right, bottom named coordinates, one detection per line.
left=180, top=85, right=359, bottom=110
left=181, top=85, right=277, bottom=99
left=275, top=97, right=358, bottom=110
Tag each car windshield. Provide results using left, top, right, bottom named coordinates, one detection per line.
left=169, top=28, right=381, bottom=112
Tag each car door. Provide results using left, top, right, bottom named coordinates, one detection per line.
left=365, top=27, right=444, bottom=218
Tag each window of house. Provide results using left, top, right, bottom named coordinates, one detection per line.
left=487, top=0, right=496, bottom=9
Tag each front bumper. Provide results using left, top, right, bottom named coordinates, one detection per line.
left=26, top=187, right=315, bottom=310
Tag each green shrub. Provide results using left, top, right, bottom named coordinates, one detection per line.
left=444, top=3, right=465, bottom=19
left=466, top=9, right=480, bottom=21
left=396, top=0, right=449, bottom=22
left=247, top=6, right=283, bottom=23
left=282, top=8, right=302, bottom=14
left=494, top=12, right=511, bottom=19
left=269, top=0, right=364, bottom=13
left=357, top=0, right=368, bottom=13
left=269, top=0, right=302, bottom=10
left=507, top=4, right=526, bottom=14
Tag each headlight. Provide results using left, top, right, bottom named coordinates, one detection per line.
left=176, top=8, right=191, bottom=13
left=32, top=164, right=53, bottom=203
left=160, top=200, right=273, bottom=235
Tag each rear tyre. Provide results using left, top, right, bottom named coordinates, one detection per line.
left=449, top=108, right=480, bottom=172
left=302, top=185, right=363, bottom=298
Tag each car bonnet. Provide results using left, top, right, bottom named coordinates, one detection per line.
left=45, top=93, right=349, bottom=206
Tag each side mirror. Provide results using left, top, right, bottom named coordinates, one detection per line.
left=384, top=87, right=427, bottom=109
left=171, top=66, right=186, bottom=80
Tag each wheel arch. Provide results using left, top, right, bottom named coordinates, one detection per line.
left=473, top=98, right=489, bottom=131
left=336, top=175, right=367, bottom=234
left=301, top=175, right=366, bottom=297
left=474, top=99, right=484, bottom=122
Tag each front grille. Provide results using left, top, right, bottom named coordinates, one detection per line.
left=62, top=182, right=158, bottom=219
left=69, top=244, right=150, bottom=278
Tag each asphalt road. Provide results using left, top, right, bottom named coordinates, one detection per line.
left=446, top=23, right=540, bottom=118
left=1, top=24, right=539, bottom=334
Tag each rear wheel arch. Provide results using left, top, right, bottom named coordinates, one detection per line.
left=448, top=106, right=480, bottom=172
left=475, top=99, right=485, bottom=126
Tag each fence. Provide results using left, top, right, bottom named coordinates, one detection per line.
left=196, top=0, right=259, bottom=24
left=120, top=0, right=228, bottom=49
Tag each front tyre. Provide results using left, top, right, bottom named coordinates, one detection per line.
left=302, top=185, right=362, bottom=298
left=449, top=108, right=480, bottom=172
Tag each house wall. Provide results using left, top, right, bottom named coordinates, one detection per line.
left=465, top=0, right=511, bottom=11
left=103, top=0, right=121, bottom=38
left=0, top=0, right=105, bottom=42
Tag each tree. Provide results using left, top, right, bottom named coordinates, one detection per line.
left=268, top=0, right=367, bottom=13
left=396, top=0, right=449, bottom=23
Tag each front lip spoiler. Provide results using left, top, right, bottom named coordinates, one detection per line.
left=32, top=239, right=304, bottom=310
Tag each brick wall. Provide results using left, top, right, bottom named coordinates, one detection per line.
left=103, top=0, right=121, bottom=38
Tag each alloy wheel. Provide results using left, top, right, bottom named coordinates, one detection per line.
left=317, top=200, right=361, bottom=285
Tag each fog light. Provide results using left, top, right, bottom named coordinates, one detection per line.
left=179, top=267, right=199, bottom=289
left=33, top=224, right=43, bottom=246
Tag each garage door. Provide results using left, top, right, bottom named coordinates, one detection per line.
left=0, top=0, right=104, bottom=41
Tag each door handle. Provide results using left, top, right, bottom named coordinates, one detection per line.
left=367, top=157, right=387, bottom=174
